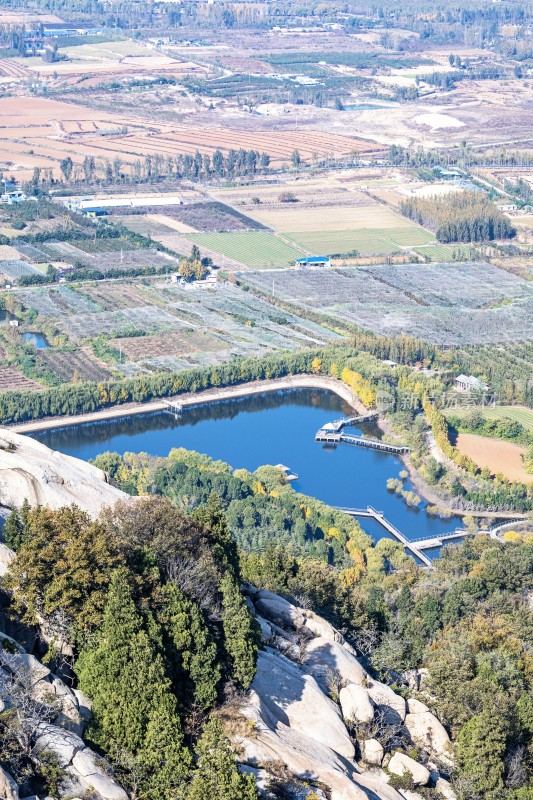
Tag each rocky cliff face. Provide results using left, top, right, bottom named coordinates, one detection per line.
left=0, top=628, right=127, bottom=800
left=0, top=429, right=125, bottom=518
left=237, top=587, right=456, bottom=800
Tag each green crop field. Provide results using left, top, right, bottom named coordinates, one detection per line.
left=186, top=232, right=303, bottom=269
left=414, top=244, right=472, bottom=261
left=445, top=405, right=533, bottom=432
left=285, top=226, right=434, bottom=255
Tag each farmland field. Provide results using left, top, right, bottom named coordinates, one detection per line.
left=241, top=262, right=533, bottom=344
left=455, top=433, right=531, bottom=483
left=247, top=205, right=413, bottom=233
left=0, top=96, right=378, bottom=181
left=243, top=203, right=434, bottom=255
left=39, top=350, right=111, bottom=383
left=0, top=367, right=42, bottom=392
left=445, top=405, right=533, bottom=432
left=13, top=278, right=338, bottom=380
left=185, top=232, right=304, bottom=269
left=414, top=244, right=473, bottom=261
left=285, top=226, right=434, bottom=255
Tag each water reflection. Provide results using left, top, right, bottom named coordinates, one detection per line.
left=32, top=387, right=464, bottom=548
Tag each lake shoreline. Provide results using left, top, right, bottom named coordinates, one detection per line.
left=6, top=374, right=365, bottom=434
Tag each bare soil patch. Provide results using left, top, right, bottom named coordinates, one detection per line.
left=0, top=367, right=42, bottom=392
left=455, top=433, right=531, bottom=483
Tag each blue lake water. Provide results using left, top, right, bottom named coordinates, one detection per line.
left=22, top=332, right=49, bottom=348
left=31, top=388, right=464, bottom=548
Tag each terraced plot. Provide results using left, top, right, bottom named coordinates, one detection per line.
left=185, top=232, right=304, bottom=269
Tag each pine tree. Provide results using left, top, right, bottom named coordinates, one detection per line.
left=76, top=570, right=191, bottom=794
left=220, top=573, right=258, bottom=689
left=160, top=583, right=220, bottom=710
left=3, top=507, right=24, bottom=551
left=456, top=711, right=508, bottom=798
left=192, top=494, right=240, bottom=580
left=185, top=717, right=257, bottom=800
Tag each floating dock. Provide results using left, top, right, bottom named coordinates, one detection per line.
left=316, top=428, right=410, bottom=454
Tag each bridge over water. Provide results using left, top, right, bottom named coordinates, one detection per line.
left=336, top=506, right=525, bottom=567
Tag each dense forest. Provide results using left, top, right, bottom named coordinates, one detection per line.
left=93, top=448, right=375, bottom=572
left=4, top=484, right=533, bottom=799
left=399, top=191, right=516, bottom=243
left=2, top=497, right=259, bottom=800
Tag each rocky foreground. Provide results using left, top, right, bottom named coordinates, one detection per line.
left=236, top=587, right=456, bottom=800
left=0, top=430, right=456, bottom=800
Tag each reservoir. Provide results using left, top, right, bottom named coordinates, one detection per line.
left=31, top=387, right=464, bottom=548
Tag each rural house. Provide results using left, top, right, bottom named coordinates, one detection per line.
left=455, top=374, right=488, bottom=393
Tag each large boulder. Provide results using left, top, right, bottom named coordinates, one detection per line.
left=34, top=723, right=128, bottom=800
left=254, top=590, right=306, bottom=629
left=388, top=753, right=430, bottom=786
left=252, top=651, right=354, bottom=759
left=238, top=691, right=405, bottom=800
left=301, top=608, right=345, bottom=643
left=303, top=637, right=366, bottom=691
left=0, top=766, right=18, bottom=800
left=339, top=684, right=374, bottom=724
left=0, top=542, right=15, bottom=577
left=367, top=680, right=406, bottom=725
left=0, top=429, right=125, bottom=518
left=404, top=710, right=453, bottom=765
left=70, top=749, right=128, bottom=800
left=406, top=698, right=429, bottom=714
left=360, top=738, right=384, bottom=766
left=435, top=776, right=457, bottom=800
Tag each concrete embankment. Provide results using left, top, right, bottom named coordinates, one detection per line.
left=8, top=374, right=362, bottom=434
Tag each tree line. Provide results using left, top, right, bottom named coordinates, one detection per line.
left=400, top=191, right=516, bottom=243
left=58, top=147, right=272, bottom=188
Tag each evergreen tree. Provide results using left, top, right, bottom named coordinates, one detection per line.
left=76, top=570, right=191, bottom=794
left=192, top=494, right=241, bottom=580
left=220, top=573, right=258, bottom=689
left=186, top=717, right=257, bottom=800
left=3, top=506, right=24, bottom=551
left=159, top=583, right=220, bottom=710
left=456, top=711, right=508, bottom=798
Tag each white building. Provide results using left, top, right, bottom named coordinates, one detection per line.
left=455, top=374, right=488, bottom=393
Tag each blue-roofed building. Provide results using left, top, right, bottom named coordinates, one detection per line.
left=295, top=256, right=331, bottom=268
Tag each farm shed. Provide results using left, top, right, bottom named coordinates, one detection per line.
left=83, top=207, right=106, bottom=218
left=295, top=256, right=331, bottom=268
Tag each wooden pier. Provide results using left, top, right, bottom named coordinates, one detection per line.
left=326, top=413, right=379, bottom=433
left=276, top=464, right=299, bottom=482
left=336, top=506, right=432, bottom=567
left=316, top=428, right=410, bottom=454
left=163, top=400, right=183, bottom=418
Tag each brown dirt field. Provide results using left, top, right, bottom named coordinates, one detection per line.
left=146, top=214, right=197, bottom=233
left=0, top=367, right=42, bottom=392
left=112, top=330, right=223, bottom=361
left=0, top=95, right=383, bottom=176
left=80, top=284, right=153, bottom=311
left=247, top=204, right=409, bottom=232
left=456, top=433, right=532, bottom=483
